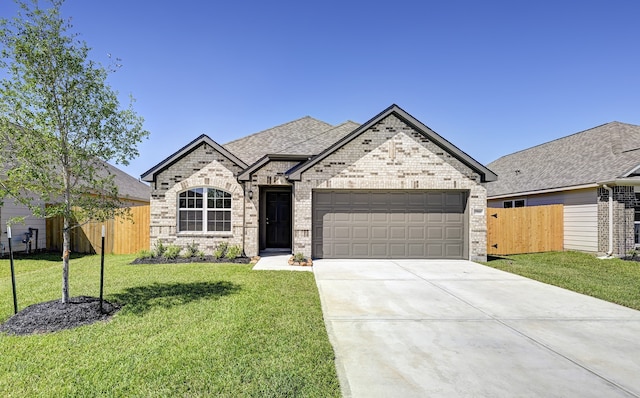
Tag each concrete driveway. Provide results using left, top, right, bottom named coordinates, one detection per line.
left=313, top=259, right=640, bottom=398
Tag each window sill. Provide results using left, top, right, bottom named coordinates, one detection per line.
left=177, top=232, right=233, bottom=238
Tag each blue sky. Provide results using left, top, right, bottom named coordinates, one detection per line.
left=3, top=0, right=640, bottom=179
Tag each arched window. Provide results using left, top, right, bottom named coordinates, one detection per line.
left=178, top=188, right=231, bottom=232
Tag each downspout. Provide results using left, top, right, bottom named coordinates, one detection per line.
left=603, top=184, right=614, bottom=257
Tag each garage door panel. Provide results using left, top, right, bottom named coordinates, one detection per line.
left=426, top=244, right=444, bottom=257
left=352, top=226, right=369, bottom=239
left=371, top=213, right=388, bottom=222
left=427, top=227, right=444, bottom=240
left=408, top=226, right=425, bottom=239
left=371, top=243, right=388, bottom=257
left=445, top=226, right=463, bottom=240
left=408, top=243, right=425, bottom=257
left=334, top=226, right=350, bottom=239
left=371, top=227, right=388, bottom=239
left=313, top=190, right=467, bottom=259
left=390, top=244, right=407, bottom=257
left=445, top=244, right=463, bottom=258
left=390, top=227, right=405, bottom=239
left=352, top=213, right=369, bottom=222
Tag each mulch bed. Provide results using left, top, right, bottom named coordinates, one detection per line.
left=0, top=296, right=120, bottom=336
left=130, top=256, right=253, bottom=265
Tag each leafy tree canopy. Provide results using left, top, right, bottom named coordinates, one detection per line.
left=0, top=0, right=149, bottom=302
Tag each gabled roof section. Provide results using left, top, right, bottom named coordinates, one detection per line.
left=485, top=121, right=640, bottom=198
left=222, top=116, right=334, bottom=165
left=237, top=154, right=312, bottom=181
left=287, top=104, right=497, bottom=182
left=140, top=134, right=248, bottom=182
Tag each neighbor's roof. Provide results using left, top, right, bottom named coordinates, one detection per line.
left=485, top=121, right=640, bottom=197
left=222, top=116, right=334, bottom=165
left=104, top=162, right=151, bottom=202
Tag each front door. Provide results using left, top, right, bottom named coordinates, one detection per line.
left=265, top=191, right=291, bottom=248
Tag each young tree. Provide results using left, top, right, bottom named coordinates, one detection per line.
left=0, top=0, right=149, bottom=303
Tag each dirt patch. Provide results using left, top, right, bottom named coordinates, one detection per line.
left=0, top=296, right=120, bottom=336
left=130, top=256, right=253, bottom=265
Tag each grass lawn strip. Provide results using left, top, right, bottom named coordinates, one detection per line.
left=0, top=254, right=340, bottom=397
left=483, top=251, right=640, bottom=311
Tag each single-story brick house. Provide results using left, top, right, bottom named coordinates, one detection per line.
left=486, top=121, right=640, bottom=257
left=141, top=104, right=497, bottom=261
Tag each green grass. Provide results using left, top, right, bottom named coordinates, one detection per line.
left=0, top=254, right=340, bottom=397
left=483, top=251, right=640, bottom=311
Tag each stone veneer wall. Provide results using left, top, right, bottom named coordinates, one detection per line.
left=598, top=186, right=636, bottom=256
left=149, top=142, right=251, bottom=254
left=293, top=114, right=488, bottom=262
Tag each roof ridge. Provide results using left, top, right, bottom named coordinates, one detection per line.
left=274, top=120, right=360, bottom=154
left=223, top=116, right=331, bottom=146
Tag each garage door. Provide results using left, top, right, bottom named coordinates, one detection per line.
left=312, top=190, right=467, bottom=259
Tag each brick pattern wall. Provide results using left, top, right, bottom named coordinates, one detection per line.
left=598, top=186, right=636, bottom=256
left=150, top=142, right=250, bottom=254
left=293, top=114, right=488, bottom=261
left=243, top=160, right=298, bottom=256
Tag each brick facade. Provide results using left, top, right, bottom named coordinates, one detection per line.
left=293, top=114, right=488, bottom=261
left=149, top=142, right=249, bottom=254
left=598, top=186, right=636, bottom=256
left=146, top=109, right=491, bottom=261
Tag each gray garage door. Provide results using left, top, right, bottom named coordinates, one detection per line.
left=312, top=190, right=467, bottom=259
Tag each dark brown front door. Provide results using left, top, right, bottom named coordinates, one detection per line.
left=265, top=191, right=291, bottom=248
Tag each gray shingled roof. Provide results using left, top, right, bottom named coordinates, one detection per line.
left=273, top=121, right=361, bottom=156
left=104, top=162, right=151, bottom=202
left=222, top=116, right=334, bottom=165
left=485, top=121, right=640, bottom=197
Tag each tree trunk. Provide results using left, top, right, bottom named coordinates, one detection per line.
left=62, top=215, right=70, bottom=303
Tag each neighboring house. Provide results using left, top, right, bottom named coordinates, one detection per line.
left=141, top=104, right=496, bottom=261
left=1, top=162, right=150, bottom=254
left=486, top=121, right=640, bottom=257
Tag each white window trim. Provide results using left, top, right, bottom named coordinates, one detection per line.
left=177, top=187, right=232, bottom=233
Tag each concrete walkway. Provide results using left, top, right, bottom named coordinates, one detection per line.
left=313, top=259, right=640, bottom=398
left=252, top=253, right=313, bottom=272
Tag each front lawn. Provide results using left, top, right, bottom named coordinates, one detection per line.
left=0, top=254, right=340, bottom=397
left=483, top=251, right=640, bottom=311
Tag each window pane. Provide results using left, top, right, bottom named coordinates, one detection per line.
left=223, top=198, right=231, bottom=208
left=179, top=210, right=202, bottom=231
left=503, top=201, right=513, bottom=208
left=514, top=200, right=525, bottom=208
left=179, top=198, right=186, bottom=208
left=208, top=211, right=231, bottom=231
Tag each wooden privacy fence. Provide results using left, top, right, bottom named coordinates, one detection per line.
left=487, top=204, right=564, bottom=256
left=46, top=205, right=150, bottom=255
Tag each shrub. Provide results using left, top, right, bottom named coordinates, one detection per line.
left=136, top=250, right=153, bottom=259
left=196, top=250, right=206, bottom=259
left=293, top=252, right=305, bottom=262
left=225, top=245, right=242, bottom=260
left=183, top=241, right=199, bottom=258
left=163, top=245, right=182, bottom=260
left=213, top=242, right=228, bottom=259
left=153, top=240, right=166, bottom=258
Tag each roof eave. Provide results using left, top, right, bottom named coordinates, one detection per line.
left=141, top=134, right=248, bottom=182
left=238, top=154, right=311, bottom=181
left=487, top=183, right=600, bottom=200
